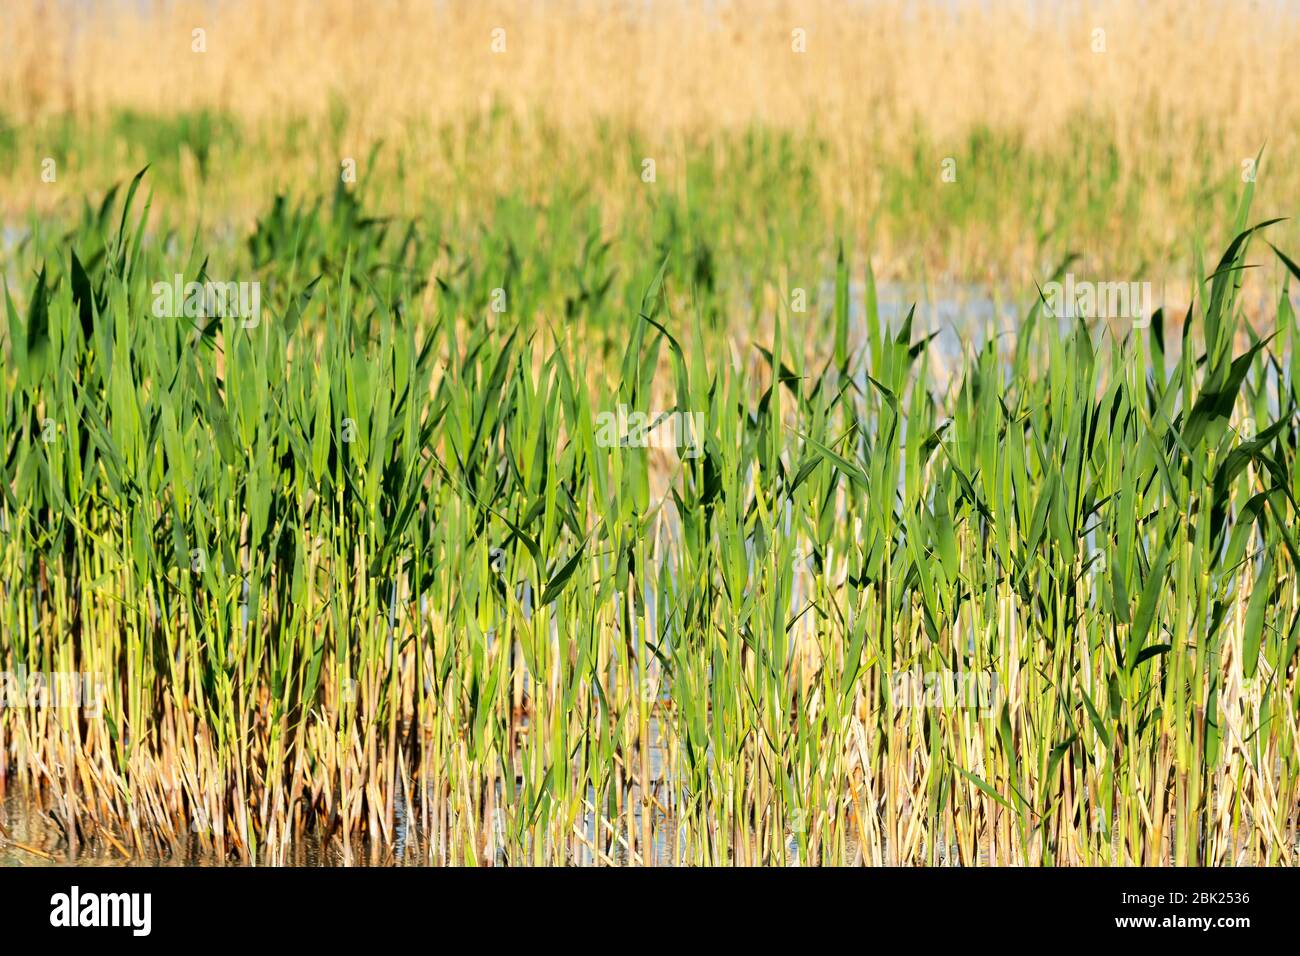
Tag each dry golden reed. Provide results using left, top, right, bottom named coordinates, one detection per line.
left=3, top=0, right=1295, bottom=148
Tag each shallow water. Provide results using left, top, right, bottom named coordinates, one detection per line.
left=0, top=789, right=342, bottom=867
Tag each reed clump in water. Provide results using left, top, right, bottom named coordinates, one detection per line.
left=0, top=168, right=1297, bottom=866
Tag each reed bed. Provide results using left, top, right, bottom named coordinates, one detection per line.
left=6, top=1, right=1295, bottom=144
left=0, top=165, right=1297, bottom=865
